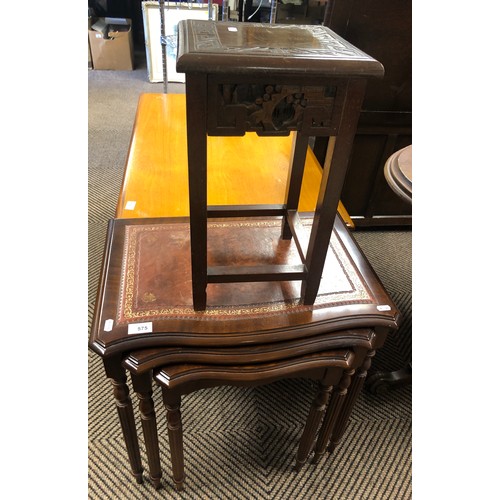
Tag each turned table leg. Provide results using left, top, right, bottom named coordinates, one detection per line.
left=294, top=380, right=332, bottom=471
left=312, top=368, right=354, bottom=463
left=328, top=350, right=375, bottom=453
left=103, top=358, right=144, bottom=483
left=162, top=390, right=185, bottom=491
left=131, top=372, right=162, bottom=490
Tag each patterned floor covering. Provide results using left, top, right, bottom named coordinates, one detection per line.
left=88, top=55, right=412, bottom=499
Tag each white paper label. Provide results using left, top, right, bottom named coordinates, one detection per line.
left=125, top=200, right=136, bottom=210
left=228, top=27, right=238, bottom=32
left=128, top=322, right=153, bottom=335
left=376, top=305, right=391, bottom=311
left=104, top=319, right=114, bottom=331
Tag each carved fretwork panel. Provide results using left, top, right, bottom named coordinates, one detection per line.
left=207, top=82, right=346, bottom=137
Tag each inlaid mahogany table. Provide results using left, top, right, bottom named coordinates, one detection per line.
left=176, top=20, right=384, bottom=310
left=89, top=214, right=399, bottom=488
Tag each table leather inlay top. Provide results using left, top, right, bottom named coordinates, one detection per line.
left=117, top=218, right=372, bottom=323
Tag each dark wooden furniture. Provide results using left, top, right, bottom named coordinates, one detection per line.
left=123, top=330, right=375, bottom=489
left=153, top=349, right=355, bottom=491
left=176, top=20, right=384, bottom=311
left=366, top=144, right=412, bottom=394
left=89, top=21, right=402, bottom=492
left=383, top=144, right=412, bottom=204
left=124, top=342, right=367, bottom=490
left=89, top=214, right=400, bottom=489
left=315, top=0, right=412, bottom=227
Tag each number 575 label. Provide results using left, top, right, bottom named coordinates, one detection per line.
left=128, top=322, right=153, bottom=335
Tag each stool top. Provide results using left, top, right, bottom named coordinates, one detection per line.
left=177, top=20, right=384, bottom=78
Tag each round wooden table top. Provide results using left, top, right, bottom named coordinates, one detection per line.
left=384, top=145, right=412, bottom=204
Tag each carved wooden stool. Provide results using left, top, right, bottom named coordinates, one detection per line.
left=153, top=349, right=355, bottom=491
left=176, top=20, right=384, bottom=310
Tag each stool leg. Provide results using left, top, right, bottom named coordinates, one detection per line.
left=281, top=132, right=309, bottom=240
left=312, top=368, right=354, bottom=463
left=301, top=80, right=367, bottom=305
left=328, top=350, right=375, bottom=453
left=131, top=373, right=162, bottom=490
left=294, top=381, right=332, bottom=471
left=185, top=73, right=208, bottom=311
left=162, top=390, right=185, bottom=491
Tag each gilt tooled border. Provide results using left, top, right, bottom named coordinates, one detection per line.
left=117, top=220, right=373, bottom=323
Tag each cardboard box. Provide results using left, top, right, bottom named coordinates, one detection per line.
left=88, top=17, right=134, bottom=70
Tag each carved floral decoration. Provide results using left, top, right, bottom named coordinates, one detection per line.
left=216, top=83, right=337, bottom=134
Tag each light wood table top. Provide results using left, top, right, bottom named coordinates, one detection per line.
left=116, top=93, right=353, bottom=227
